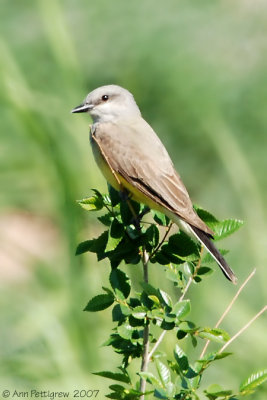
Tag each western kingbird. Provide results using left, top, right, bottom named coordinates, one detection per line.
left=72, top=85, right=237, bottom=284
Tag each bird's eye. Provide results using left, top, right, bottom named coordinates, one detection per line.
left=102, top=95, right=109, bottom=101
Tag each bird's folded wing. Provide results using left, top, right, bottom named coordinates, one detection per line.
left=92, top=120, right=213, bottom=235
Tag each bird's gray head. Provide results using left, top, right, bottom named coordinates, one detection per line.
left=71, top=84, right=141, bottom=123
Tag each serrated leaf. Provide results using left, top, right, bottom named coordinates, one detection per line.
left=110, top=269, right=131, bottom=300
left=197, top=266, right=214, bottom=276
left=159, top=290, right=173, bottom=308
left=93, top=370, right=130, bottom=383
left=174, top=344, right=189, bottom=371
left=105, top=393, right=121, bottom=399
left=167, top=232, right=200, bottom=261
left=140, top=282, right=160, bottom=298
left=240, top=369, right=267, bottom=393
left=198, top=328, right=230, bottom=344
left=76, top=230, right=108, bottom=258
left=117, top=324, right=134, bottom=340
left=112, top=304, right=125, bottom=322
left=194, top=206, right=218, bottom=225
left=77, top=191, right=104, bottom=211
left=139, top=372, right=163, bottom=388
left=156, top=359, right=171, bottom=387
left=106, top=219, right=124, bottom=252
left=173, top=300, right=191, bottom=319
left=204, top=384, right=232, bottom=398
left=84, top=293, right=114, bottom=312
left=148, top=295, right=161, bottom=306
left=98, top=213, right=114, bottom=226
left=212, top=219, right=244, bottom=241
left=153, top=211, right=169, bottom=226
left=194, top=206, right=243, bottom=241
left=202, top=351, right=233, bottom=362
left=178, top=321, right=197, bottom=333
left=154, top=388, right=168, bottom=399
left=108, top=384, right=125, bottom=393
left=102, top=286, right=114, bottom=296
left=108, top=185, right=121, bottom=207
left=161, top=320, right=175, bottom=330
left=177, top=330, right=187, bottom=340
left=145, top=224, right=160, bottom=248
left=132, top=306, right=147, bottom=319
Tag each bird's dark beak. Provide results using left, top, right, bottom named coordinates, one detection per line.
left=71, top=103, right=93, bottom=113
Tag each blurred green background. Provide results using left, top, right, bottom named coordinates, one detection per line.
left=1, top=0, right=266, bottom=398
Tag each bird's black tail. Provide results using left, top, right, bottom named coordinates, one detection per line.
left=189, top=225, right=237, bottom=284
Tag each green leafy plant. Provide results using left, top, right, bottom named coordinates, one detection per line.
left=77, top=187, right=267, bottom=399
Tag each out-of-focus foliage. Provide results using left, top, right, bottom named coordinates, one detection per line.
left=0, top=0, right=266, bottom=398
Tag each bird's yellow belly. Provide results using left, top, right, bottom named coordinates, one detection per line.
left=91, top=134, right=163, bottom=212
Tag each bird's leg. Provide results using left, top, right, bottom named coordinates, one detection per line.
left=119, top=188, right=150, bottom=230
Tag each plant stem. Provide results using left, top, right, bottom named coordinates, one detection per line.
left=149, top=222, right=173, bottom=261
left=179, top=247, right=204, bottom=302
left=140, top=249, right=150, bottom=399
left=147, top=330, right=166, bottom=361
left=200, top=268, right=256, bottom=358
left=147, top=247, right=204, bottom=364
left=218, top=305, right=267, bottom=354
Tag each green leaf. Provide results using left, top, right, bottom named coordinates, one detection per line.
left=84, top=293, right=114, bottom=312
left=140, top=282, right=160, bottom=298
left=172, top=300, right=191, bottom=319
left=148, top=295, right=161, bottom=306
left=112, top=304, right=125, bottom=322
left=197, top=266, right=214, bottom=276
left=152, top=247, right=183, bottom=265
left=178, top=321, right=197, bottom=333
left=77, top=190, right=104, bottom=211
left=240, top=369, right=267, bottom=394
left=93, top=370, right=130, bottom=384
left=194, top=206, right=243, bottom=241
left=161, top=320, right=175, bottom=330
left=106, top=219, right=124, bottom=252
left=132, top=306, right=147, bottom=320
left=153, top=211, right=169, bottom=226
left=212, top=219, right=244, bottom=241
left=139, top=372, right=163, bottom=388
left=154, top=388, right=169, bottom=399
left=156, top=359, right=171, bottom=387
left=159, top=290, right=173, bottom=308
left=110, top=269, right=131, bottom=300
left=204, top=384, right=232, bottom=399
left=174, top=344, right=189, bottom=371
left=205, top=351, right=233, bottom=362
left=167, top=232, right=200, bottom=261
left=120, top=200, right=140, bottom=225
left=98, top=213, right=115, bottom=226
left=76, top=230, right=108, bottom=258
left=117, top=324, right=134, bottom=340
left=145, top=224, right=160, bottom=248
left=177, top=330, right=187, bottom=340
left=194, top=206, right=218, bottom=225
left=198, top=328, right=230, bottom=344
left=108, top=185, right=121, bottom=207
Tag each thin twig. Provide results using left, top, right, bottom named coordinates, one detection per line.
left=149, top=222, right=173, bottom=260
left=147, top=330, right=167, bottom=361
left=147, top=247, right=204, bottom=363
left=140, top=248, right=150, bottom=399
left=179, top=247, right=204, bottom=302
left=218, top=305, right=267, bottom=354
left=200, top=268, right=256, bottom=359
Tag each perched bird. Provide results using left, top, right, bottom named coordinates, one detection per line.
left=72, top=85, right=237, bottom=284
